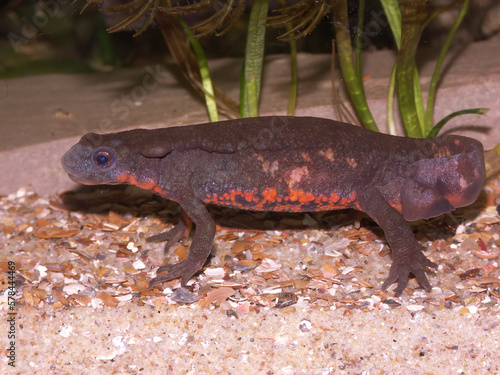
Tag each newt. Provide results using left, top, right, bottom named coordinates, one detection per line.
left=61, top=116, right=485, bottom=296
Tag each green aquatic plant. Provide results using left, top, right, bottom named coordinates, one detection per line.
left=333, top=0, right=487, bottom=137
left=80, top=0, right=488, bottom=138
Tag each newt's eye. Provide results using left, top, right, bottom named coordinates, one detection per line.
left=92, top=148, right=116, bottom=169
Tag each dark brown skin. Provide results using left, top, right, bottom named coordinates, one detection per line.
left=61, top=116, right=486, bottom=296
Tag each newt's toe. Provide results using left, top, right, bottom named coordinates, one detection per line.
left=149, top=259, right=204, bottom=288
left=382, top=252, right=437, bottom=296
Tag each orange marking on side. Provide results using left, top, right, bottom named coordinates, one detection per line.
left=288, top=189, right=316, bottom=204
left=204, top=188, right=359, bottom=212
left=329, top=193, right=340, bottom=204
left=153, top=185, right=168, bottom=198
left=339, top=192, right=357, bottom=206
left=262, top=187, right=278, bottom=204
left=117, top=173, right=157, bottom=190
left=302, top=191, right=311, bottom=202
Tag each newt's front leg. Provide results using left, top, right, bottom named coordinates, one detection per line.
left=149, top=198, right=216, bottom=287
left=146, top=210, right=192, bottom=253
left=357, top=189, right=438, bottom=296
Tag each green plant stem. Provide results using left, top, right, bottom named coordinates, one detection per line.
left=331, top=0, right=378, bottom=132
left=241, top=0, right=269, bottom=118
left=424, top=0, right=470, bottom=135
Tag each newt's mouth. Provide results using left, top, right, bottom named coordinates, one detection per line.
left=66, top=173, right=121, bottom=186
left=66, top=174, right=93, bottom=186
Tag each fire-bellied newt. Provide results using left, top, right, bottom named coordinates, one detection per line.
left=61, top=116, right=486, bottom=296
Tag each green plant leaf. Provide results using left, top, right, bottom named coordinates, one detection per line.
left=277, top=0, right=298, bottom=115
left=386, top=64, right=398, bottom=135
left=396, top=0, right=429, bottom=138
left=380, top=0, right=402, bottom=49
left=241, top=0, right=269, bottom=118
left=412, top=66, right=425, bottom=135
left=424, top=0, right=470, bottom=134
left=331, top=0, right=378, bottom=132
left=426, top=108, right=488, bottom=138
left=180, top=19, right=218, bottom=122
left=381, top=0, right=401, bottom=134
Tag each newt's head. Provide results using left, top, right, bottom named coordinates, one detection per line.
left=62, top=130, right=160, bottom=191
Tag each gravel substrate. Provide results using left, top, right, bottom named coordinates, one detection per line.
left=1, top=184, right=500, bottom=374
